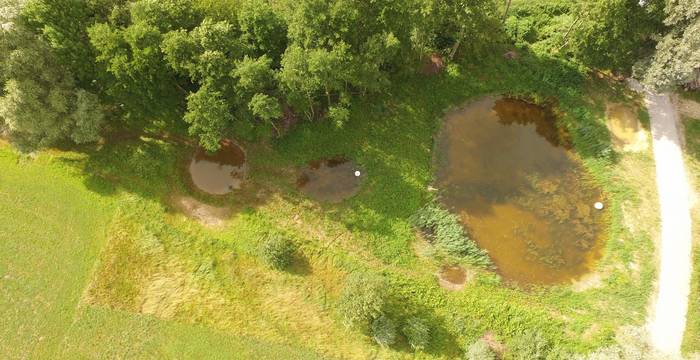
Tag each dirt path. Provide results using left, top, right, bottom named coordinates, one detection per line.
left=631, top=80, right=693, bottom=355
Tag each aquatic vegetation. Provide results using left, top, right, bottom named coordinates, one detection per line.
left=411, top=202, right=491, bottom=267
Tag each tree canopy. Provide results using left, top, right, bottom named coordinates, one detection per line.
left=2, top=0, right=692, bottom=151
left=639, top=0, right=700, bottom=90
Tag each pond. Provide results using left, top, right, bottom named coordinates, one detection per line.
left=434, top=96, right=606, bottom=285
left=297, top=157, right=362, bottom=203
left=188, top=140, right=246, bottom=195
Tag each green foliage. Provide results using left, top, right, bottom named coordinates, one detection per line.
left=570, top=0, right=664, bottom=74
left=638, top=0, right=700, bottom=90
left=465, top=339, right=496, bottom=360
left=0, top=27, right=104, bottom=151
left=685, top=117, right=700, bottom=160
left=337, top=272, right=386, bottom=330
left=508, top=330, right=551, bottom=360
left=237, top=0, right=287, bottom=61
left=88, top=17, right=182, bottom=121
left=402, top=317, right=430, bottom=351
left=370, top=314, right=397, bottom=347
left=184, top=83, right=232, bottom=152
left=504, top=0, right=572, bottom=51
left=411, top=201, right=491, bottom=266
left=21, top=0, right=102, bottom=85
left=259, top=235, right=295, bottom=270
left=249, top=93, right=282, bottom=130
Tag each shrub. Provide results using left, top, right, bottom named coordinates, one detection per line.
left=371, top=314, right=397, bottom=347
left=402, top=317, right=430, bottom=351
left=411, top=201, right=491, bottom=266
left=465, top=339, right=496, bottom=360
left=259, top=235, right=295, bottom=270
left=508, top=330, right=551, bottom=360
left=337, top=272, right=386, bottom=329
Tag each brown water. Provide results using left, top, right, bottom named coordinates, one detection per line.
left=297, top=157, right=362, bottom=203
left=437, top=265, right=469, bottom=291
left=440, top=265, right=467, bottom=284
left=606, top=103, right=647, bottom=152
left=189, top=140, right=246, bottom=195
left=435, top=97, right=606, bottom=285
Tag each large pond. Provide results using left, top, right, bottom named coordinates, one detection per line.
left=434, top=96, right=606, bottom=285
left=189, top=140, right=246, bottom=195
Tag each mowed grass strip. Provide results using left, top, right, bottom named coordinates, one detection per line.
left=682, top=116, right=700, bottom=356
left=0, top=147, right=115, bottom=359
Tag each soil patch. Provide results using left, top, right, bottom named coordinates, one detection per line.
left=421, top=53, right=445, bottom=75
left=437, top=265, right=470, bottom=291
left=606, top=103, right=648, bottom=152
left=297, top=157, right=362, bottom=203
left=188, top=140, right=246, bottom=195
left=434, top=96, right=607, bottom=285
left=171, top=195, right=231, bottom=227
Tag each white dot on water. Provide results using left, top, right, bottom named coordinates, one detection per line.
left=594, top=202, right=604, bottom=210
left=354, top=170, right=361, bottom=177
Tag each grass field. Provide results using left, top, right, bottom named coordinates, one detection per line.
left=682, top=114, right=700, bottom=356
left=0, top=146, right=320, bottom=359
left=1, top=53, right=661, bottom=358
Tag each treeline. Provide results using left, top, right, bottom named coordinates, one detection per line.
left=0, top=0, right=500, bottom=151
left=0, top=0, right=697, bottom=152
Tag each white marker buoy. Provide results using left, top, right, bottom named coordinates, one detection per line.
left=354, top=170, right=361, bottom=177
left=594, top=202, right=604, bottom=210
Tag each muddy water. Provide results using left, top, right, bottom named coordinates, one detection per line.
left=437, top=265, right=469, bottom=291
left=435, top=97, right=606, bottom=285
left=189, top=140, right=246, bottom=195
left=440, top=265, right=467, bottom=284
left=606, top=103, right=647, bottom=152
left=297, top=157, right=362, bottom=203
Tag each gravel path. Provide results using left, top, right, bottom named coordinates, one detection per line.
left=631, top=80, right=693, bottom=355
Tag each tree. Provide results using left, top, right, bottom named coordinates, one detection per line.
left=248, top=93, right=282, bottom=133
left=21, top=0, right=99, bottom=85
left=89, top=20, right=181, bottom=120
left=0, top=28, right=103, bottom=151
left=183, top=83, right=232, bottom=152
left=237, top=0, right=287, bottom=61
left=232, top=55, right=275, bottom=96
left=129, top=0, right=202, bottom=32
left=570, top=0, right=664, bottom=75
left=337, top=272, right=386, bottom=329
left=639, top=0, right=700, bottom=90
left=415, top=0, right=501, bottom=60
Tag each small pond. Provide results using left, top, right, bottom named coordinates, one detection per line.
left=434, top=96, right=606, bottom=285
left=437, top=265, right=469, bottom=291
left=297, top=157, right=362, bottom=203
left=188, top=140, right=246, bottom=195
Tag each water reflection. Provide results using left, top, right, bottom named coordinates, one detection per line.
left=435, top=97, right=606, bottom=285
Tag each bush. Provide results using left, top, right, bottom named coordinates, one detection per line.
left=402, top=317, right=430, bottom=351
left=411, top=201, right=491, bottom=266
left=465, top=339, right=496, bottom=360
left=337, top=272, right=386, bottom=329
left=371, top=314, right=397, bottom=347
left=259, top=235, right=295, bottom=270
left=508, top=330, right=551, bottom=360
